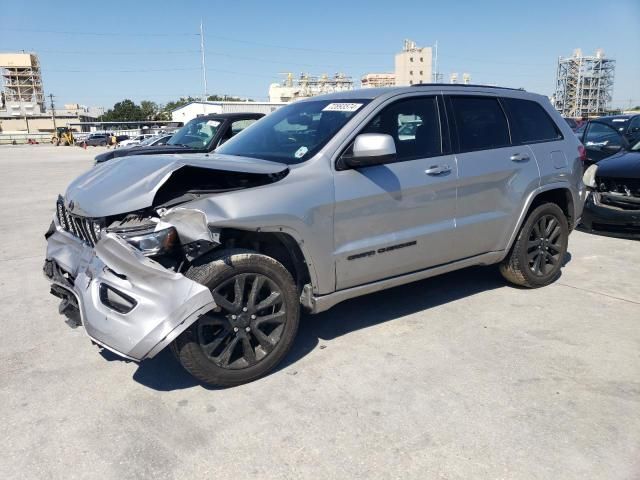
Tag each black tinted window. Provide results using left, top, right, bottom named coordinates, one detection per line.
left=451, top=96, right=510, bottom=151
left=361, top=97, right=441, bottom=161
left=504, top=98, right=562, bottom=143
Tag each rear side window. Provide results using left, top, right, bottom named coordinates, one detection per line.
left=450, top=96, right=510, bottom=152
left=503, top=98, right=562, bottom=144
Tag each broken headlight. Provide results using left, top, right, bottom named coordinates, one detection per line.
left=119, top=227, right=178, bottom=256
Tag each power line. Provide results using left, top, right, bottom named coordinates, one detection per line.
left=205, top=50, right=390, bottom=70
left=47, top=66, right=281, bottom=78
left=205, top=34, right=394, bottom=55
left=48, top=67, right=201, bottom=73
left=2, top=27, right=198, bottom=37
left=31, top=49, right=201, bottom=55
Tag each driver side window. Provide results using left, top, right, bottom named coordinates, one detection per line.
left=361, top=96, right=442, bottom=161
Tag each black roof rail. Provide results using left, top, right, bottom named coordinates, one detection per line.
left=410, top=83, right=526, bottom=92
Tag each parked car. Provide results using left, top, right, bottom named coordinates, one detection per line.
left=591, top=114, right=640, bottom=146
left=94, top=113, right=264, bottom=164
left=579, top=120, right=631, bottom=166
left=563, top=117, right=579, bottom=131
left=117, top=133, right=157, bottom=148
left=81, top=133, right=111, bottom=147
left=580, top=122, right=640, bottom=238
left=139, top=134, right=172, bottom=147
left=44, top=85, right=585, bottom=386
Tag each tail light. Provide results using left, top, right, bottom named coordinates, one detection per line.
left=578, top=145, right=587, bottom=163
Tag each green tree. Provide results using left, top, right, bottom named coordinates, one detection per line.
left=102, top=99, right=144, bottom=122
left=140, top=100, right=160, bottom=120
left=206, top=94, right=247, bottom=102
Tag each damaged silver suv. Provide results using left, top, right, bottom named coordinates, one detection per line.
left=44, top=85, right=586, bottom=386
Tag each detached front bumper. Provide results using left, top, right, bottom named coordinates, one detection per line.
left=43, top=221, right=215, bottom=361
left=580, top=192, right=640, bottom=239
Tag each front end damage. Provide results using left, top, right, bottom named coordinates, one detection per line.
left=581, top=177, right=640, bottom=239
left=43, top=154, right=292, bottom=360
left=44, top=213, right=216, bottom=360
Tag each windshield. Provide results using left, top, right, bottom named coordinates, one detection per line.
left=167, top=117, right=221, bottom=148
left=216, top=99, right=370, bottom=164
left=139, top=136, right=159, bottom=146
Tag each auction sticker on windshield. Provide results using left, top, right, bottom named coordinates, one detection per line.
left=322, top=103, right=363, bottom=112
left=207, top=120, right=221, bottom=127
left=294, top=146, right=308, bottom=159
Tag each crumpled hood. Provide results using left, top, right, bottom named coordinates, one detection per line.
left=94, top=144, right=202, bottom=163
left=65, top=153, right=288, bottom=217
left=596, top=150, right=640, bottom=179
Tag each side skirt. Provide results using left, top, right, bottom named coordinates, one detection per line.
left=303, top=251, right=504, bottom=314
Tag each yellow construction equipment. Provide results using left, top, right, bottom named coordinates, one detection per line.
left=51, top=127, right=75, bottom=146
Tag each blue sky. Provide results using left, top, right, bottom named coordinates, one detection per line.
left=1, top=0, right=638, bottom=110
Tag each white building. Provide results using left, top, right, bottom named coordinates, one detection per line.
left=171, top=101, right=286, bottom=123
left=394, top=39, right=433, bottom=86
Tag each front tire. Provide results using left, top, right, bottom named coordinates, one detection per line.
left=500, top=203, right=569, bottom=288
left=171, top=249, right=300, bottom=387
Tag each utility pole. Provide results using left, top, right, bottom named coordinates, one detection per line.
left=49, top=93, right=57, bottom=131
left=200, top=19, right=208, bottom=114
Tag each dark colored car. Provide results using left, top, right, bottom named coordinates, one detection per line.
left=580, top=121, right=640, bottom=239
left=580, top=120, right=630, bottom=166
left=83, top=134, right=111, bottom=147
left=563, top=117, right=578, bottom=131
left=94, top=113, right=264, bottom=164
left=593, top=114, right=640, bottom=145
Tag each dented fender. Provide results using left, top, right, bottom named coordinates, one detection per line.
left=44, top=221, right=216, bottom=361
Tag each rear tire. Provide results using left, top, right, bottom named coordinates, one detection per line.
left=171, top=249, right=299, bottom=387
left=500, top=203, right=569, bottom=288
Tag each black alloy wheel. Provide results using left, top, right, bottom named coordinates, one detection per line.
left=198, top=273, right=286, bottom=369
left=526, top=214, right=563, bottom=277
left=171, top=249, right=299, bottom=387
left=499, top=202, right=569, bottom=288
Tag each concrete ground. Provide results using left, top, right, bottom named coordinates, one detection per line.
left=1, top=145, right=638, bottom=480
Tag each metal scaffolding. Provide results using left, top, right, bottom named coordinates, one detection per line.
left=554, top=49, right=615, bottom=118
left=0, top=53, right=45, bottom=111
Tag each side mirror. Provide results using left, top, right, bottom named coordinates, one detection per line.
left=582, top=164, right=598, bottom=190
left=341, top=133, right=396, bottom=169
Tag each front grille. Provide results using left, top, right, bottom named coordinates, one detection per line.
left=596, top=177, right=640, bottom=198
left=56, top=196, right=103, bottom=247
left=600, top=194, right=640, bottom=211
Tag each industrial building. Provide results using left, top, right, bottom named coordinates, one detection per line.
left=268, top=73, right=354, bottom=103
left=0, top=52, right=45, bottom=113
left=171, top=100, right=286, bottom=123
left=394, top=40, right=433, bottom=86
left=361, top=73, right=396, bottom=88
left=0, top=52, right=102, bottom=134
left=361, top=39, right=434, bottom=88
left=553, top=49, right=616, bottom=118
left=449, top=73, right=472, bottom=85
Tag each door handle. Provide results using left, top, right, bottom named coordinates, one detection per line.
left=510, top=153, right=530, bottom=162
left=425, top=164, right=451, bottom=176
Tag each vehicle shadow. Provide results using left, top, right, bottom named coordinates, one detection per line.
left=124, top=263, right=521, bottom=392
